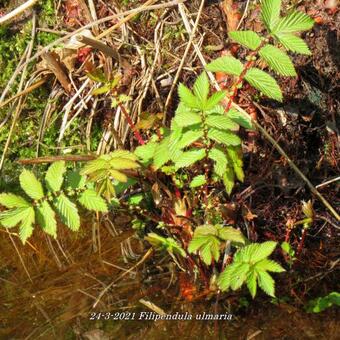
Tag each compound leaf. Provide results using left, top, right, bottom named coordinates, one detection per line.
left=205, top=91, right=227, bottom=110
left=0, top=207, right=32, bottom=228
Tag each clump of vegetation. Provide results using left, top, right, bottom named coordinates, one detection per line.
left=0, top=0, right=316, bottom=302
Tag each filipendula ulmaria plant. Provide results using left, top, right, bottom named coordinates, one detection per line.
left=134, top=71, right=253, bottom=194
left=206, top=0, right=314, bottom=102
left=0, top=161, right=108, bottom=243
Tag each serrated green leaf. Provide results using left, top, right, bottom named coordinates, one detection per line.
left=209, top=146, right=228, bottom=177
left=109, top=150, right=137, bottom=161
left=217, top=226, right=246, bottom=244
left=205, top=91, right=227, bottom=110
left=45, top=161, right=66, bottom=192
left=66, top=170, right=86, bottom=189
left=135, top=142, right=158, bottom=163
left=230, top=263, right=250, bottom=290
left=145, top=233, right=185, bottom=257
left=54, top=194, right=80, bottom=231
left=81, top=158, right=109, bottom=176
left=247, top=270, right=258, bottom=298
left=228, top=109, right=254, bottom=130
left=206, top=114, right=239, bottom=131
left=206, top=56, right=243, bottom=76
left=217, top=264, right=234, bottom=291
left=173, top=109, right=202, bottom=127
left=251, top=241, right=278, bottom=262
left=223, top=165, right=235, bottom=195
left=206, top=105, right=225, bottom=115
left=36, top=201, right=57, bottom=238
left=174, top=149, right=205, bottom=169
left=109, top=157, right=139, bottom=170
left=177, top=129, right=204, bottom=149
left=193, top=72, right=210, bottom=104
left=0, top=207, right=32, bottom=228
left=275, top=33, right=311, bottom=55
left=229, top=31, right=262, bottom=50
left=0, top=193, right=30, bottom=208
left=245, top=68, right=283, bottom=101
left=153, top=137, right=171, bottom=169
left=109, top=169, right=127, bottom=183
left=208, top=128, right=241, bottom=146
left=78, top=189, right=108, bottom=212
left=255, top=259, right=285, bottom=272
left=261, top=0, right=281, bottom=31
left=257, top=270, right=275, bottom=297
left=19, top=170, right=44, bottom=200
left=91, top=84, right=111, bottom=95
left=227, top=146, right=244, bottom=182
left=259, top=44, right=296, bottom=76
left=19, top=207, right=35, bottom=244
left=190, top=175, right=206, bottom=188
left=188, top=235, right=210, bottom=253
left=273, top=10, right=314, bottom=34
left=178, top=83, right=201, bottom=109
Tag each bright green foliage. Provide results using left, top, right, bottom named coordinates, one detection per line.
left=261, top=0, right=282, bottom=32
left=0, top=162, right=108, bottom=243
left=206, top=56, right=243, bottom=76
left=205, top=0, right=313, bottom=102
left=134, top=72, right=248, bottom=194
left=306, top=292, right=340, bottom=313
left=229, top=31, right=262, bottom=50
left=245, top=68, right=283, bottom=101
left=145, top=232, right=186, bottom=257
left=218, top=241, right=285, bottom=298
left=273, top=10, right=314, bottom=34
left=274, top=33, right=311, bottom=55
left=188, top=225, right=246, bottom=265
left=190, top=175, right=206, bottom=188
left=259, top=45, right=297, bottom=76
left=81, top=150, right=140, bottom=200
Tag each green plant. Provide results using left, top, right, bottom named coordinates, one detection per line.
left=135, top=71, right=252, bottom=194
left=218, top=241, right=285, bottom=298
left=306, top=292, right=340, bottom=313
left=0, top=161, right=109, bottom=243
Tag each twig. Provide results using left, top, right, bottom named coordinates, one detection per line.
left=76, top=35, right=120, bottom=60
left=18, top=155, right=96, bottom=165
left=315, top=176, right=340, bottom=189
left=0, top=0, right=38, bottom=25
left=164, top=0, right=205, bottom=119
left=42, top=52, right=71, bottom=93
left=0, top=77, right=47, bottom=111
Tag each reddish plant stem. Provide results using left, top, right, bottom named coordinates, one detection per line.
left=297, top=228, right=308, bottom=256
left=118, top=103, right=145, bottom=145
left=225, top=40, right=267, bottom=112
